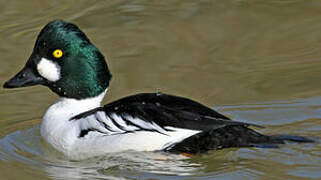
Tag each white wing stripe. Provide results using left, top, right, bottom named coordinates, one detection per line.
left=124, top=115, right=168, bottom=134
left=96, top=111, right=124, bottom=133
left=110, top=113, right=140, bottom=131
left=79, top=111, right=172, bottom=137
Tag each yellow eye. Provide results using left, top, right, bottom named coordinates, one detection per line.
left=53, top=49, right=63, bottom=58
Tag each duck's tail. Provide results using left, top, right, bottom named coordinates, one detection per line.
left=268, top=134, right=314, bottom=143
left=165, top=125, right=315, bottom=154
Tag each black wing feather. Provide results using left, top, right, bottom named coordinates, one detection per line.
left=72, top=93, right=262, bottom=131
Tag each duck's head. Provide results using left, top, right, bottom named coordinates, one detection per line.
left=3, top=20, right=112, bottom=99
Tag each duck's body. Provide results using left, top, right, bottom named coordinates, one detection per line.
left=40, top=91, right=258, bottom=159
left=41, top=91, right=200, bottom=159
left=3, top=20, right=313, bottom=160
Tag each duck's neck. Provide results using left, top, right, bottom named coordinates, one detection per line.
left=58, top=90, right=106, bottom=114
left=44, top=89, right=107, bottom=121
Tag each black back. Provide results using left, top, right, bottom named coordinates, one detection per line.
left=73, top=92, right=262, bottom=131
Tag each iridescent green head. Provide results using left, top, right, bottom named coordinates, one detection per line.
left=3, top=20, right=112, bottom=99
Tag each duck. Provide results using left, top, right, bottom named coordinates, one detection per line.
left=3, top=20, right=313, bottom=160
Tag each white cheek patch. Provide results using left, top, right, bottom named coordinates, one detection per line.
left=37, top=58, right=61, bottom=82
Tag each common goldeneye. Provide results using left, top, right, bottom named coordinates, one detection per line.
left=3, top=20, right=312, bottom=160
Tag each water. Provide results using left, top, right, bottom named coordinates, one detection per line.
left=0, top=0, right=320, bottom=179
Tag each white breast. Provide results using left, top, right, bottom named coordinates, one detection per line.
left=40, top=90, right=107, bottom=157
